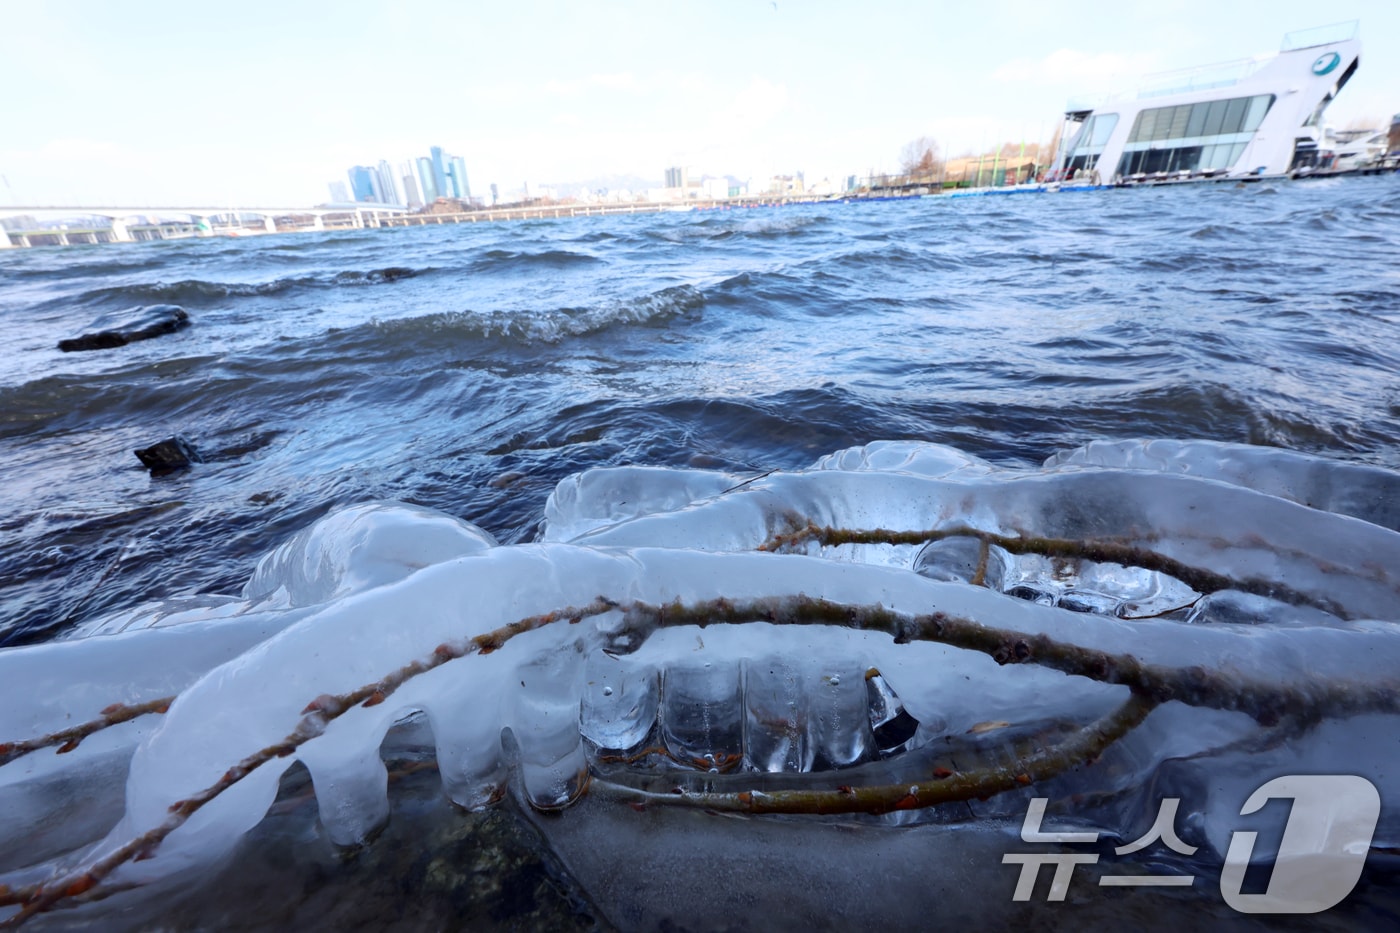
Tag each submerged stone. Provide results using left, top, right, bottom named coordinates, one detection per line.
left=135, top=436, right=202, bottom=474
left=58, top=304, right=190, bottom=352
left=368, top=266, right=417, bottom=282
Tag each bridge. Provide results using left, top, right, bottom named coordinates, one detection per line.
left=0, top=193, right=860, bottom=248
left=0, top=203, right=410, bottom=248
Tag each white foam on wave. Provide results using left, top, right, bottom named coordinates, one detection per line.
left=369, top=283, right=705, bottom=346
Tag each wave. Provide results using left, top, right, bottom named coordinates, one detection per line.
left=0, top=283, right=707, bottom=440
left=0, top=356, right=223, bottom=440
left=645, top=210, right=828, bottom=243
left=7, top=258, right=160, bottom=281
left=470, top=249, right=604, bottom=272
left=564, top=230, right=623, bottom=243
left=61, top=267, right=436, bottom=308
left=360, top=283, right=705, bottom=346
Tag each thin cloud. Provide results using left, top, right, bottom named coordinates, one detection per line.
left=992, top=49, right=1161, bottom=85
left=727, top=78, right=789, bottom=129
left=544, top=72, right=639, bottom=97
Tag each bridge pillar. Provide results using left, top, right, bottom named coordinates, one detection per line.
left=0, top=230, right=12, bottom=249
left=353, top=211, right=364, bottom=229
left=312, top=214, right=325, bottom=231
left=110, top=218, right=133, bottom=242
left=263, top=215, right=277, bottom=234
left=57, top=230, right=70, bottom=246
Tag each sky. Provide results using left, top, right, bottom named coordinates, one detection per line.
left=3, top=0, right=1398, bottom=207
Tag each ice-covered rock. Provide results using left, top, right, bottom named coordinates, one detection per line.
left=3, top=440, right=1399, bottom=928
left=243, top=500, right=498, bottom=607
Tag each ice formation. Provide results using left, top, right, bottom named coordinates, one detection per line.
left=2, top=440, right=1399, bottom=926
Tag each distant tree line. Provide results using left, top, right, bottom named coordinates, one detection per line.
left=900, top=137, right=941, bottom=175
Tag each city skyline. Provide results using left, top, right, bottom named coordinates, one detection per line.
left=3, top=1, right=1398, bottom=207
left=339, top=146, right=471, bottom=206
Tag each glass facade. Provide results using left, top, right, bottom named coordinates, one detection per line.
left=347, top=166, right=375, bottom=202
left=452, top=157, right=470, bottom=200
left=417, top=157, right=439, bottom=203
left=1115, top=94, right=1274, bottom=176
left=341, top=148, right=467, bottom=206
left=1062, top=113, right=1119, bottom=175
left=400, top=163, right=422, bottom=209
left=375, top=161, right=401, bottom=205
left=430, top=147, right=449, bottom=203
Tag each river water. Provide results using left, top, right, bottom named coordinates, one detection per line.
left=2, top=178, right=1400, bottom=931
left=3, top=177, right=1397, bottom=645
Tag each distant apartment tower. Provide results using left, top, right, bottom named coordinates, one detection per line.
left=405, top=146, right=471, bottom=202
left=400, top=162, right=423, bottom=209
left=665, top=166, right=687, bottom=188
left=449, top=155, right=471, bottom=200
left=347, top=165, right=376, bottom=202
left=430, top=147, right=449, bottom=202
left=416, top=157, right=439, bottom=202
left=328, top=181, right=351, bottom=203
left=368, top=172, right=388, bottom=204
left=374, top=160, right=402, bottom=205
left=444, top=163, right=463, bottom=200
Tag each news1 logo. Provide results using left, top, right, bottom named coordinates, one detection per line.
left=1004, top=774, right=1381, bottom=914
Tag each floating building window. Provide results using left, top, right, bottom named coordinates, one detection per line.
left=1115, top=141, right=1250, bottom=177
left=1062, top=113, right=1120, bottom=175
left=1114, top=94, right=1275, bottom=177
left=1126, top=94, right=1274, bottom=143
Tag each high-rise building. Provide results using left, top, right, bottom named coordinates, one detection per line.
left=337, top=147, right=471, bottom=208
left=665, top=166, right=688, bottom=189
left=450, top=155, right=471, bottom=200
left=347, top=166, right=376, bottom=202
left=416, top=157, right=439, bottom=203
left=430, top=147, right=449, bottom=203
left=400, top=162, right=423, bottom=209
left=375, top=161, right=401, bottom=205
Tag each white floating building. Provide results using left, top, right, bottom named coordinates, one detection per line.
left=1051, top=22, right=1361, bottom=184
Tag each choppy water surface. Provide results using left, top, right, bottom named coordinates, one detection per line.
left=3, top=178, right=1397, bottom=644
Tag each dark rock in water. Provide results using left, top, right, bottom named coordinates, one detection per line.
left=135, top=436, right=202, bottom=474
left=367, top=266, right=417, bottom=283
left=331, top=268, right=417, bottom=285
left=58, top=305, right=190, bottom=352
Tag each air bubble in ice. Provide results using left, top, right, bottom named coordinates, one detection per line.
left=579, top=650, right=658, bottom=754
left=912, top=537, right=1005, bottom=589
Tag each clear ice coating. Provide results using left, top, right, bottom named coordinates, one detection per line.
left=579, top=649, right=659, bottom=753
left=921, top=543, right=1206, bottom=620
left=579, top=644, right=918, bottom=775
left=2, top=440, right=1400, bottom=928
